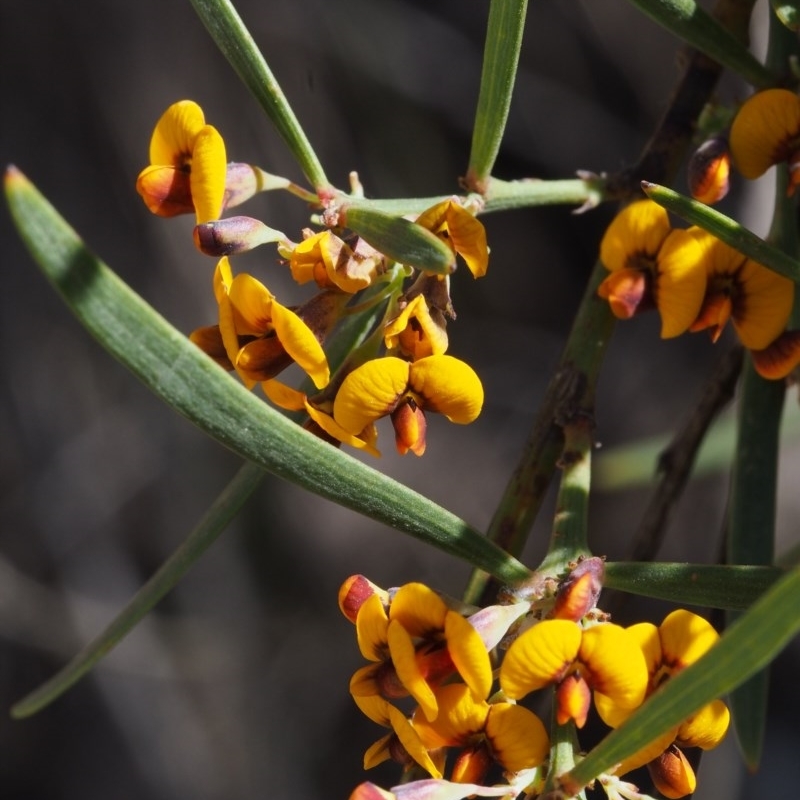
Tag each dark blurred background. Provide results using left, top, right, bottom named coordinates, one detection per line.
left=2, top=0, right=799, bottom=798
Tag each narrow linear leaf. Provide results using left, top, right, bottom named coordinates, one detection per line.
left=624, top=0, right=775, bottom=88
left=564, top=561, right=800, bottom=793
left=467, top=0, right=529, bottom=188
left=642, top=181, right=800, bottom=282
left=603, top=562, right=783, bottom=610
left=188, top=0, right=329, bottom=190
left=11, top=461, right=266, bottom=718
left=4, top=167, right=531, bottom=587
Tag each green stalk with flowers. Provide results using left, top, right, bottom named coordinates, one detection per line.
left=6, top=0, right=800, bottom=798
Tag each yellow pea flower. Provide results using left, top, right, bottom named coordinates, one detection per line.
left=384, top=293, right=449, bottom=361
left=136, top=100, right=226, bottom=223
left=349, top=583, right=493, bottom=723
left=729, top=88, right=800, bottom=195
left=333, top=355, right=483, bottom=456
left=500, top=619, right=648, bottom=729
left=688, top=231, right=794, bottom=351
left=411, top=684, right=550, bottom=779
left=598, top=199, right=708, bottom=338
left=190, top=257, right=330, bottom=390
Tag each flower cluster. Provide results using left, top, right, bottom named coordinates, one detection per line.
left=137, top=101, right=489, bottom=456
left=338, top=562, right=729, bottom=800
left=667, top=87, right=800, bottom=379
left=597, top=198, right=796, bottom=378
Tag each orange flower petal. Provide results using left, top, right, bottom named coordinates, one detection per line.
left=659, top=609, right=719, bottom=671
left=356, top=592, right=390, bottom=661
left=412, top=684, right=488, bottom=748
left=189, top=124, right=227, bottom=223
left=656, top=228, right=709, bottom=338
left=270, top=300, right=331, bottom=389
left=731, top=259, right=794, bottom=350
left=752, top=330, right=800, bottom=379
left=677, top=699, right=730, bottom=750
left=387, top=620, right=438, bottom=721
left=390, top=583, right=449, bottom=636
left=149, top=100, right=206, bottom=165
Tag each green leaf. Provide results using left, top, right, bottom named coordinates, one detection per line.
left=4, top=167, right=531, bottom=584
left=563, top=560, right=800, bottom=793
left=344, top=206, right=455, bottom=274
left=603, top=562, right=783, bottom=609
left=188, top=0, right=329, bottom=191
left=642, top=181, right=800, bottom=283
left=466, top=0, right=529, bottom=189
left=623, top=0, right=776, bottom=89
left=11, top=461, right=266, bottom=718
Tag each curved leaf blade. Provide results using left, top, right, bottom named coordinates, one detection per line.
left=4, top=167, right=531, bottom=587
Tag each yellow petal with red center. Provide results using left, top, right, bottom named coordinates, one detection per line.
left=407, top=355, right=483, bottom=423
left=149, top=100, right=206, bottom=165
left=356, top=592, right=390, bottom=661
left=228, top=273, right=275, bottom=336
left=731, top=259, right=794, bottom=350
left=655, top=228, right=709, bottom=338
left=659, top=609, right=719, bottom=672
left=189, top=125, right=227, bottom=223
left=677, top=698, right=730, bottom=750
left=417, top=200, right=488, bottom=279
left=390, top=583, right=448, bottom=636
left=499, top=619, right=582, bottom=700
left=412, top=684, right=489, bottom=748
left=270, top=300, right=330, bottom=389
left=579, top=623, right=648, bottom=709
left=485, top=703, right=550, bottom=772
left=305, top=403, right=382, bottom=457
left=729, top=89, right=800, bottom=179
left=387, top=619, right=438, bottom=721
left=752, top=330, right=800, bottom=380
left=386, top=704, right=443, bottom=778
left=444, top=610, right=492, bottom=702
left=261, top=379, right=307, bottom=411
left=334, top=357, right=410, bottom=434
left=599, top=199, right=671, bottom=273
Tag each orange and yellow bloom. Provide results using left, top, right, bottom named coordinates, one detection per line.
left=598, top=199, right=708, bottom=338
left=136, top=100, right=227, bottom=224
left=332, top=355, right=484, bottom=456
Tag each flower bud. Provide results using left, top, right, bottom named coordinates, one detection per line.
left=647, top=745, right=697, bottom=799
left=338, top=575, right=388, bottom=623
left=688, top=136, right=730, bottom=204
left=553, top=556, right=605, bottom=621
left=193, top=215, right=286, bottom=256
left=343, top=206, right=456, bottom=275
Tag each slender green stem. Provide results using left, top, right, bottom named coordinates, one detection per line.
left=623, top=0, right=777, bottom=88
left=466, top=0, right=529, bottom=192
left=12, top=461, right=266, bottom=717
left=188, top=0, right=330, bottom=191
left=463, top=0, right=747, bottom=607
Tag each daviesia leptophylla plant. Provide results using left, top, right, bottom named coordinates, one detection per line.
left=7, top=2, right=800, bottom=800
